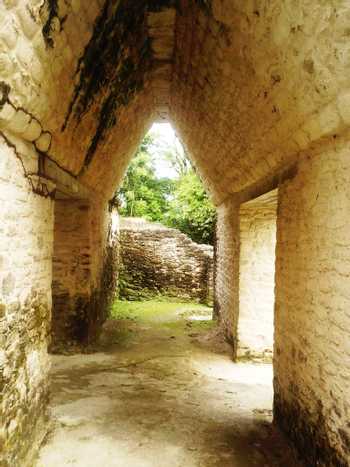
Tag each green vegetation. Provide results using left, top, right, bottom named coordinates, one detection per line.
left=103, top=300, right=215, bottom=348
left=111, top=299, right=214, bottom=331
left=115, top=130, right=216, bottom=245
left=116, top=134, right=173, bottom=221
left=164, top=171, right=216, bottom=245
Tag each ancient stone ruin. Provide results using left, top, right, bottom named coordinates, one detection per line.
left=119, top=217, right=213, bottom=303
left=0, top=1, right=350, bottom=466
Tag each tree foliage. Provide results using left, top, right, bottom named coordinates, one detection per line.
left=116, top=130, right=216, bottom=245
left=164, top=171, right=216, bottom=245
left=117, top=135, right=173, bottom=221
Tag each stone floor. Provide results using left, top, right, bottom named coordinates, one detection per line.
left=37, top=304, right=301, bottom=467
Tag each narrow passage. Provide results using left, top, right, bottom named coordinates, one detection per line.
left=38, top=302, right=300, bottom=467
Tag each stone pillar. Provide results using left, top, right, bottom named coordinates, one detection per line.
left=51, top=199, right=92, bottom=348
left=0, top=139, right=54, bottom=467
left=51, top=199, right=118, bottom=351
left=274, top=141, right=350, bottom=466
left=214, top=197, right=240, bottom=346
left=237, top=191, right=277, bottom=360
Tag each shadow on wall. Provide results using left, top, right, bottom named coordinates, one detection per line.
left=51, top=200, right=119, bottom=352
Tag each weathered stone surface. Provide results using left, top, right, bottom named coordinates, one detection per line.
left=275, top=139, right=350, bottom=467
left=238, top=190, right=277, bottom=361
left=119, top=217, right=213, bottom=304
left=0, top=139, right=53, bottom=467
left=0, top=1, right=349, bottom=466
left=214, top=198, right=240, bottom=345
left=51, top=200, right=118, bottom=351
left=1, top=0, right=349, bottom=204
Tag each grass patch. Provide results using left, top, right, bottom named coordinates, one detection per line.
left=111, top=299, right=212, bottom=324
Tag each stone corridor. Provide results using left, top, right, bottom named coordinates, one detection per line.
left=1, top=0, right=350, bottom=466
left=37, top=305, right=300, bottom=467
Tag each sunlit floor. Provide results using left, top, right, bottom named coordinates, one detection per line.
left=37, top=302, right=300, bottom=467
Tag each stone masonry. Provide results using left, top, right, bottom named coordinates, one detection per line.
left=238, top=190, right=277, bottom=361
left=52, top=200, right=119, bottom=351
left=0, top=138, right=53, bottom=467
left=119, top=217, right=213, bottom=304
left=274, top=141, right=350, bottom=466
left=214, top=198, right=239, bottom=345
left=1, top=1, right=350, bottom=466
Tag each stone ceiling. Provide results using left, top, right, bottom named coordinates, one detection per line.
left=1, top=0, right=350, bottom=204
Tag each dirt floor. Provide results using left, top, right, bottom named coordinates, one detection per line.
left=37, top=301, right=301, bottom=467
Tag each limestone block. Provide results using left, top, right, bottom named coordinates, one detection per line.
left=302, top=114, right=323, bottom=142
left=0, top=51, right=15, bottom=77
left=0, top=102, right=15, bottom=123
left=57, top=0, right=69, bottom=17
left=292, top=128, right=310, bottom=150
left=16, top=3, right=40, bottom=39
left=35, top=131, right=51, bottom=152
left=0, top=18, right=18, bottom=49
left=318, top=103, right=341, bottom=135
left=15, top=35, right=35, bottom=70
left=3, top=0, right=18, bottom=9
left=72, top=0, right=81, bottom=15
left=337, top=89, right=350, bottom=125
left=6, top=108, right=30, bottom=134
left=22, top=118, right=42, bottom=142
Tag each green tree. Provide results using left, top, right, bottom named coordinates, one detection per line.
left=116, top=130, right=216, bottom=245
left=165, top=170, right=216, bottom=245
left=117, top=135, right=173, bottom=221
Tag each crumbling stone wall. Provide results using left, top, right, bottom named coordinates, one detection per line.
left=238, top=191, right=277, bottom=361
left=119, top=218, right=213, bottom=303
left=274, top=139, right=350, bottom=467
left=0, top=139, right=54, bottom=467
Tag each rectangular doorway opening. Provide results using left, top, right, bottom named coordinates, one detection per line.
left=237, top=189, right=278, bottom=361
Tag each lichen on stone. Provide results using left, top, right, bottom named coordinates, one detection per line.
left=42, top=0, right=59, bottom=48
left=61, top=0, right=181, bottom=171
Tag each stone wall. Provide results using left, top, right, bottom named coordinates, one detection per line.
left=0, top=1, right=350, bottom=466
left=51, top=200, right=119, bottom=351
left=2, top=1, right=350, bottom=205
left=238, top=191, right=277, bottom=360
left=0, top=130, right=118, bottom=462
left=214, top=198, right=240, bottom=345
left=0, top=138, right=54, bottom=467
left=119, top=217, right=213, bottom=303
left=274, top=138, right=350, bottom=467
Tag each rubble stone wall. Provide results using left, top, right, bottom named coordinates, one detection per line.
left=119, top=218, right=213, bottom=304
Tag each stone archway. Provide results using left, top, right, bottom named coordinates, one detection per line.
left=1, top=1, right=350, bottom=465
